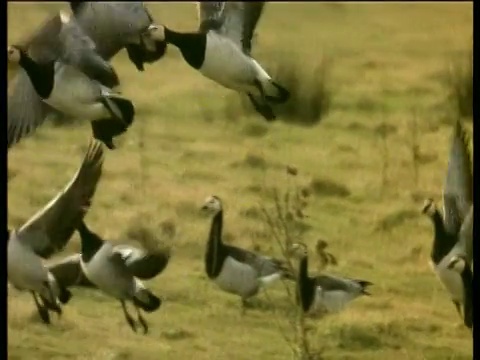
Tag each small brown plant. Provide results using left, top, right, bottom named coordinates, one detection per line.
left=258, top=169, right=334, bottom=359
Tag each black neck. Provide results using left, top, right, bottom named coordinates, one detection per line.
left=164, top=27, right=206, bottom=70
left=297, top=255, right=315, bottom=312
left=18, top=51, right=55, bottom=99
left=205, top=210, right=226, bottom=278
left=77, top=221, right=105, bottom=262
left=429, top=209, right=455, bottom=263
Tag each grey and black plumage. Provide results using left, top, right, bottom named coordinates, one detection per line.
left=7, top=139, right=104, bottom=324
left=69, top=2, right=167, bottom=71
left=152, top=2, right=290, bottom=121
left=7, top=11, right=135, bottom=150
left=421, top=120, right=473, bottom=328
left=447, top=254, right=473, bottom=330
left=47, top=243, right=172, bottom=290
left=76, top=220, right=162, bottom=334
left=201, top=195, right=295, bottom=313
left=291, top=243, right=372, bottom=316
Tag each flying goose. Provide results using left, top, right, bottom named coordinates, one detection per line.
left=7, top=11, right=135, bottom=150
left=7, top=139, right=104, bottom=324
left=421, top=120, right=473, bottom=323
left=291, top=243, right=372, bottom=317
left=151, top=2, right=290, bottom=121
left=46, top=241, right=173, bottom=289
left=201, top=195, right=295, bottom=313
left=69, top=2, right=167, bottom=72
left=76, top=220, right=162, bottom=334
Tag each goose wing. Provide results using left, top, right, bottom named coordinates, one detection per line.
left=442, top=120, right=473, bottom=234
left=197, top=1, right=266, bottom=55
left=57, top=12, right=120, bottom=88
left=47, top=253, right=95, bottom=288
left=114, top=245, right=171, bottom=280
left=71, top=1, right=166, bottom=67
left=17, top=11, right=119, bottom=88
left=225, top=245, right=286, bottom=276
left=313, top=274, right=366, bottom=293
left=448, top=205, right=473, bottom=265
left=17, top=140, right=105, bottom=259
left=7, top=70, right=60, bottom=149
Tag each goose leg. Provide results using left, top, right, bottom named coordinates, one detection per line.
left=133, top=303, right=149, bottom=335
left=121, top=301, right=137, bottom=333
left=247, top=93, right=276, bottom=121
left=241, top=298, right=253, bottom=316
left=31, top=291, right=50, bottom=324
left=38, top=282, right=62, bottom=317
left=453, top=301, right=462, bottom=319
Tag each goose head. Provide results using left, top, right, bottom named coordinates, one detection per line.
left=447, top=254, right=467, bottom=273
left=289, top=242, right=309, bottom=259
left=421, top=198, right=436, bottom=216
left=7, top=45, right=22, bottom=64
left=144, top=24, right=166, bottom=42
left=200, top=195, right=223, bottom=215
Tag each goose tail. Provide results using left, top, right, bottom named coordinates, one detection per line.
left=264, top=80, right=290, bottom=104
left=91, top=97, right=135, bottom=150
left=356, top=280, right=373, bottom=296
left=278, top=263, right=296, bottom=281
left=133, top=280, right=162, bottom=313
left=133, top=290, right=162, bottom=313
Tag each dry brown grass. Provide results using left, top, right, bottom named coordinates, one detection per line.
left=8, top=2, right=473, bottom=359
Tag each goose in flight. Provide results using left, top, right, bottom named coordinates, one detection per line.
left=201, top=195, right=295, bottom=314
left=69, top=2, right=167, bottom=72
left=46, top=239, right=174, bottom=289
left=76, top=220, right=162, bottom=334
left=7, top=139, right=105, bottom=324
left=7, top=10, right=136, bottom=150
left=150, top=2, right=290, bottom=121
left=421, top=120, right=473, bottom=329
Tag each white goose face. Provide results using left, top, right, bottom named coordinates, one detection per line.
left=290, top=243, right=308, bottom=259
left=146, top=24, right=165, bottom=42
left=447, top=255, right=466, bottom=273
left=421, top=198, right=436, bottom=216
left=7, top=46, right=21, bottom=64
left=201, top=195, right=222, bottom=214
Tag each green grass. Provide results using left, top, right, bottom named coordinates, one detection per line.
left=7, top=2, right=473, bottom=359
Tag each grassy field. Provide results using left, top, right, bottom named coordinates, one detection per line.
left=7, top=2, right=473, bottom=359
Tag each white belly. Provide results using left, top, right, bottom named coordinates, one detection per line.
left=7, top=240, right=48, bottom=292
left=44, top=64, right=108, bottom=120
left=433, top=258, right=464, bottom=302
left=214, top=256, right=259, bottom=298
left=200, top=33, right=257, bottom=92
left=81, top=250, right=130, bottom=299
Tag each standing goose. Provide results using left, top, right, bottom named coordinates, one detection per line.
left=69, top=2, right=167, bottom=72
left=151, top=2, right=290, bottom=121
left=7, top=11, right=135, bottom=150
left=76, top=220, right=162, bottom=334
left=421, top=120, right=473, bottom=322
left=291, top=243, right=372, bottom=316
left=201, top=195, right=295, bottom=313
left=7, top=139, right=104, bottom=324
